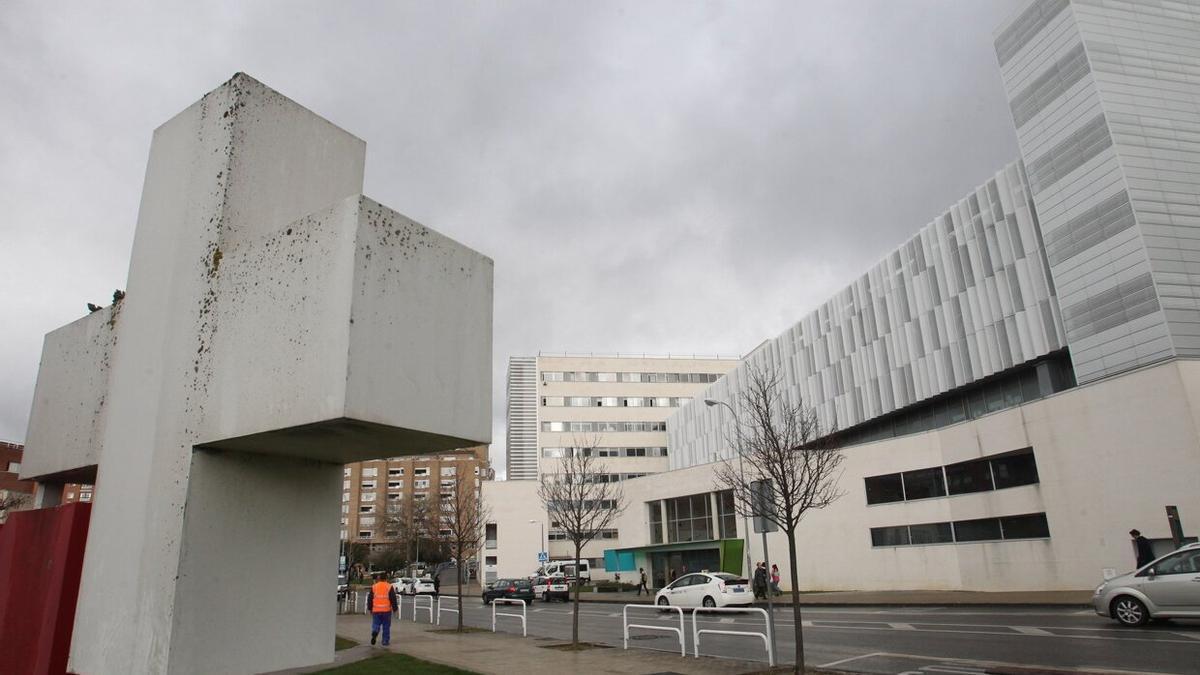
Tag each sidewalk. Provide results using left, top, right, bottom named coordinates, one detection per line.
left=323, top=613, right=771, bottom=675
left=550, top=588, right=1094, bottom=607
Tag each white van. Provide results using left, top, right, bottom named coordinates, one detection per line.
left=540, top=559, right=591, bottom=583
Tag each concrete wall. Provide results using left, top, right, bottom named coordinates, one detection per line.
left=481, top=480, right=543, bottom=580
left=612, top=359, right=1200, bottom=592
left=21, top=308, right=116, bottom=482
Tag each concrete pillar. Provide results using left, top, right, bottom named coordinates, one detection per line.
left=21, top=73, right=492, bottom=675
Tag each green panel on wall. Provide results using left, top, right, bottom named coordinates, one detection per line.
left=718, top=539, right=744, bottom=575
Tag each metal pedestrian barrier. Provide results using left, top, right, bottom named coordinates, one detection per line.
left=338, top=590, right=368, bottom=615
left=491, top=598, right=527, bottom=636
left=690, top=607, right=773, bottom=666
left=622, top=604, right=685, bottom=657
left=436, top=595, right=460, bottom=625
left=412, top=594, right=434, bottom=623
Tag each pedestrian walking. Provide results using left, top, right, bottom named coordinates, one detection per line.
left=432, top=570, right=441, bottom=597
left=367, top=573, right=398, bottom=647
left=1130, top=529, right=1156, bottom=568
left=753, top=562, right=767, bottom=600
left=770, top=564, right=781, bottom=596
left=637, top=567, right=649, bottom=596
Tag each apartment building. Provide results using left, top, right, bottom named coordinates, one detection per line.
left=341, top=445, right=489, bottom=548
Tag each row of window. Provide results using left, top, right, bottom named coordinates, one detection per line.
left=352, top=465, right=465, bottom=478
left=541, top=447, right=668, bottom=458
left=541, top=421, right=667, bottom=433
left=547, top=499, right=620, bottom=511
left=542, top=472, right=648, bottom=484
left=649, top=490, right=737, bottom=544
left=548, top=528, right=619, bottom=540
left=865, top=448, right=1039, bottom=505
left=541, top=396, right=692, bottom=408
left=542, top=371, right=722, bottom=384
left=871, top=512, right=1051, bottom=547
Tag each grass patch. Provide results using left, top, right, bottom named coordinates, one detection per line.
left=334, top=636, right=359, bottom=651
left=313, top=653, right=479, bottom=674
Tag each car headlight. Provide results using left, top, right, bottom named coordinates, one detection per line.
left=1094, top=582, right=1107, bottom=595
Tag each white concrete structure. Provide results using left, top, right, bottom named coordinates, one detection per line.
left=20, top=73, right=492, bottom=675
left=479, top=479, right=543, bottom=581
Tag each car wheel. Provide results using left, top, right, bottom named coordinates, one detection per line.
left=702, top=596, right=716, bottom=608
left=656, top=596, right=669, bottom=608
left=1112, top=596, right=1149, bottom=626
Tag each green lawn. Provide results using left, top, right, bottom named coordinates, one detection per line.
left=313, top=653, right=479, bottom=674
left=334, top=636, right=358, bottom=651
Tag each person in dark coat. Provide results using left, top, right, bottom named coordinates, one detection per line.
left=753, top=562, right=768, bottom=600
left=1130, top=529, right=1155, bottom=568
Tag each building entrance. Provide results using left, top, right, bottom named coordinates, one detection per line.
left=649, top=548, right=720, bottom=588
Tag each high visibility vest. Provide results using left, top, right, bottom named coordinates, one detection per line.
left=372, top=581, right=392, bottom=613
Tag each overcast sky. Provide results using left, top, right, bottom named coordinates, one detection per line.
left=1, top=0, right=1024, bottom=476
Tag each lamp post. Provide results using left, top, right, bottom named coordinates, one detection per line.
left=704, top=398, right=754, bottom=579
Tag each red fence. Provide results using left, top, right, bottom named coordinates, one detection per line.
left=0, top=502, right=91, bottom=675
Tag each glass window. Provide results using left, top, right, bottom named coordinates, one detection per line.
left=870, top=526, right=910, bottom=547
left=902, top=468, right=945, bottom=500
left=362, top=468, right=378, bottom=477
left=649, top=502, right=664, bottom=544
left=717, top=490, right=737, bottom=539
left=1151, top=549, right=1200, bottom=575
left=542, top=372, right=564, bottom=382
left=864, top=473, right=904, bottom=504
left=620, top=372, right=641, bottom=382
left=991, top=450, right=1039, bottom=489
left=945, top=459, right=993, bottom=495
left=542, top=396, right=564, bottom=407
left=596, top=372, right=617, bottom=382
left=999, top=513, right=1050, bottom=540
left=908, top=522, right=954, bottom=544
left=953, top=517, right=1002, bottom=542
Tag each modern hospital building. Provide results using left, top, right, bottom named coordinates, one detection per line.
left=481, top=0, right=1200, bottom=592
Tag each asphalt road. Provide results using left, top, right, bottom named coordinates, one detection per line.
left=404, top=596, right=1200, bottom=674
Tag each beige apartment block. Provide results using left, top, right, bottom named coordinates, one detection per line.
left=342, top=445, right=489, bottom=548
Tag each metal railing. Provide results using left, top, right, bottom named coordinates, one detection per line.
left=691, top=607, right=773, bottom=666
left=411, top=594, right=434, bottom=623
left=436, top=595, right=460, bottom=626
left=491, top=598, right=527, bottom=637
left=622, top=604, right=685, bottom=657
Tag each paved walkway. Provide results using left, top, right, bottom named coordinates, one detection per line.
left=322, top=613, right=770, bottom=674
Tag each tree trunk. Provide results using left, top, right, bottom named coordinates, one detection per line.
left=572, top=542, right=582, bottom=646
left=786, top=532, right=805, bottom=674
left=457, top=557, right=464, bottom=631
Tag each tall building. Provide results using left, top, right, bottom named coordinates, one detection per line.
left=485, top=0, right=1200, bottom=592
left=486, top=354, right=738, bottom=580
left=0, top=441, right=35, bottom=521
left=505, top=357, right=538, bottom=480
left=341, top=445, right=489, bottom=549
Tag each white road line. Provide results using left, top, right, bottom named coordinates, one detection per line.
left=889, top=622, right=917, bottom=630
left=1174, top=631, right=1200, bottom=641
left=920, top=667, right=987, bottom=674
left=720, top=617, right=736, bottom=624
left=817, top=651, right=887, bottom=668
left=1011, top=626, right=1053, bottom=636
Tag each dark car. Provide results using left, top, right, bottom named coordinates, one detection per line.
left=482, top=578, right=535, bottom=605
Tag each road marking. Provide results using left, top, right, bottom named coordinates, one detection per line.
left=817, top=652, right=887, bottom=668
left=607, top=612, right=620, bottom=617
left=889, top=622, right=917, bottom=630
left=1174, top=631, right=1200, bottom=641
left=1010, top=626, right=1053, bottom=636
left=720, top=617, right=736, bottom=624
left=919, top=667, right=987, bottom=674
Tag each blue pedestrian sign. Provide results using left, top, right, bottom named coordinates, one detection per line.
left=537, top=551, right=548, bottom=563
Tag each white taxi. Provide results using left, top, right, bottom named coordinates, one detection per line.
left=654, top=572, right=752, bottom=608
left=532, top=574, right=570, bottom=602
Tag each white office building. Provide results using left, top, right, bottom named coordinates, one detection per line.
left=485, top=0, right=1200, bottom=592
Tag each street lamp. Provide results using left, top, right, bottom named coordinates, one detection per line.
left=529, top=518, right=545, bottom=569
left=704, top=398, right=754, bottom=579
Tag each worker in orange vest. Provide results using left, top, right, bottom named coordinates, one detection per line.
left=367, top=572, right=399, bottom=646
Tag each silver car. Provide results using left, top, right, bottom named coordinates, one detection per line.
left=1093, top=542, right=1200, bottom=626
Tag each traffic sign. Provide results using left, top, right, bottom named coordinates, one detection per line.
left=537, top=551, right=548, bottom=563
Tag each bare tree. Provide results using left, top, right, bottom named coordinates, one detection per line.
left=436, top=468, right=491, bottom=631
left=385, top=495, right=436, bottom=572
left=712, top=362, right=845, bottom=674
left=0, top=490, right=31, bottom=523
left=537, top=444, right=626, bottom=647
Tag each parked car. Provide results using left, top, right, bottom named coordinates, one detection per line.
left=410, top=577, right=437, bottom=595
left=392, top=577, right=415, bottom=595
left=540, top=559, right=591, bottom=583
left=482, top=578, right=536, bottom=605
left=655, top=572, right=752, bottom=609
left=1094, top=542, right=1200, bottom=626
left=532, top=574, right=570, bottom=602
